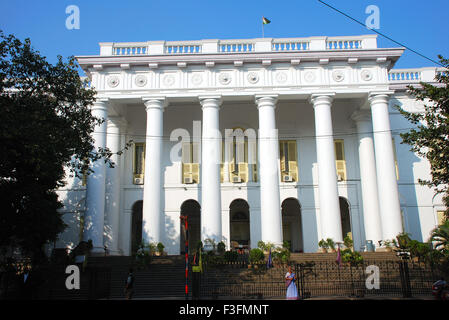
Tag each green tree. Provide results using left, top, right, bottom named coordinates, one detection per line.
left=0, top=31, right=116, bottom=264
left=396, top=56, right=449, bottom=219
left=431, top=220, right=449, bottom=254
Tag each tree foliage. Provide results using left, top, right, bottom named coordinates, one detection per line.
left=396, top=55, right=449, bottom=219
left=0, top=31, right=113, bottom=263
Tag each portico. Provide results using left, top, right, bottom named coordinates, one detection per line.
left=72, top=34, right=420, bottom=255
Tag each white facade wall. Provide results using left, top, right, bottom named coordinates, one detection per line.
left=53, top=36, right=446, bottom=255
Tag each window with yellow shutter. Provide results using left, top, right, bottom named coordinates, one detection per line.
left=182, top=142, right=200, bottom=184
left=279, top=140, right=298, bottom=182
left=230, top=136, right=248, bottom=183
left=133, top=143, right=145, bottom=184
left=437, top=210, right=447, bottom=226
left=334, top=139, right=346, bottom=181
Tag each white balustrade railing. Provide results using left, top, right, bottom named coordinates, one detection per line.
left=326, top=39, right=363, bottom=50
left=100, top=35, right=378, bottom=56
left=272, top=39, right=309, bottom=51
left=388, top=68, right=446, bottom=83
left=164, top=41, right=202, bottom=54
left=218, top=40, right=255, bottom=53
left=388, top=70, right=421, bottom=82
left=112, top=45, right=147, bottom=56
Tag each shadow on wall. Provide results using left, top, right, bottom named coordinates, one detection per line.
left=390, top=98, right=422, bottom=241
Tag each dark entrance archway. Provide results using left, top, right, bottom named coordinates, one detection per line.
left=131, top=200, right=143, bottom=255
left=180, top=200, right=201, bottom=254
left=229, top=199, right=250, bottom=248
left=282, top=198, right=303, bottom=252
left=339, top=197, right=352, bottom=240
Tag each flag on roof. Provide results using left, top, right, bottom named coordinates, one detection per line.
left=262, top=16, right=271, bottom=25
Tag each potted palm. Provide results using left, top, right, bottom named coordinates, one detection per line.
left=156, top=242, right=165, bottom=256
left=318, top=239, right=329, bottom=253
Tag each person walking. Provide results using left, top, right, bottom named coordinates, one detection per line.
left=124, top=268, right=135, bottom=300
left=285, top=265, right=298, bottom=300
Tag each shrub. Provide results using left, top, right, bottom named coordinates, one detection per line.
left=224, top=250, right=238, bottom=262
left=344, top=235, right=353, bottom=249
left=217, top=241, right=226, bottom=255
left=157, top=242, right=165, bottom=253
left=257, top=241, right=267, bottom=251
left=249, top=248, right=265, bottom=264
left=318, top=239, right=329, bottom=249
left=342, top=250, right=364, bottom=266
left=326, top=238, right=336, bottom=251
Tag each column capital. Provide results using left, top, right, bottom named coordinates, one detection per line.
left=91, top=98, right=109, bottom=112
left=142, top=97, right=168, bottom=111
left=199, top=95, right=222, bottom=109
left=351, top=109, right=372, bottom=123
left=309, top=93, right=335, bottom=106
left=107, top=116, right=128, bottom=130
left=255, top=94, right=278, bottom=109
left=368, top=91, right=394, bottom=105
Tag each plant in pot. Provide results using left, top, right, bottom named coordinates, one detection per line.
left=326, top=238, right=336, bottom=252
left=148, top=242, right=157, bottom=256
left=344, top=235, right=354, bottom=251
left=217, top=241, right=226, bottom=255
left=156, top=242, right=165, bottom=256
left=249, top=248, right=265, bottom=269
left=203, top=238, right=216, bottom=253
left=318, top=239, right=329, bottom=253
left=257, top=240, right=267, bottom=253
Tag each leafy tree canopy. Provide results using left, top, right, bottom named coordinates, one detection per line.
left=0, top=31, right=114, bottom=263
left=396, top=55, right=449, bottom=219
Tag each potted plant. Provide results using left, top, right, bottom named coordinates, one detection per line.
left=148, top=242, right=157, bottom=256
left=344, top=235, right=353, bottom=251
left=203, top=238, right=216, bottom=252
left=217, top=241, right=226, bottom=255
left=156, top=242, right=165, bottom=256
left=249, top=248, right=264, bottom=268
left=318, top=239, right=329, bottom=253
left=326, top=238, right=336, bottom=253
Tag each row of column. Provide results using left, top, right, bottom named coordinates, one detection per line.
left=83, top=92, right=404, bottom=253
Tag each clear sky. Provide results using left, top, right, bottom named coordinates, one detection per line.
left=1, top=0, right=448, bottom=71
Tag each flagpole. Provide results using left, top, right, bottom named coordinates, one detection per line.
left=262, top=22, right=264, bottom=38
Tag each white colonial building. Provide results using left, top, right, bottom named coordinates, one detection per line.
left=54, top=35, right=446, bottom=255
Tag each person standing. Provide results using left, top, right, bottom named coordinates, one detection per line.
left=285, top=266, right=298, bottom=300
left=124, top=268, right=135, bottom=300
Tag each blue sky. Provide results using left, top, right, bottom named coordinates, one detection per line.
left=1, top=0, right=448, bottom=71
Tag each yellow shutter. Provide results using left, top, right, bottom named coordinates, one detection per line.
left=287, top=141, right=298, bottom=182
left=192, top=163, right=200, bottom=184
left=280, top=142, right=286, bottom=173
left=182, top=142, right=199, bottom=184
left=437, top=211, right=447, bottom=226
left=133, top=143, right=145, bottom=182
left=280, top=140, right=298, bottom=182
left=334, top=140, right=346, bottom=181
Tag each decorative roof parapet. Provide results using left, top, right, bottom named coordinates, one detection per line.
left=98, top=35, right=379, bottom=56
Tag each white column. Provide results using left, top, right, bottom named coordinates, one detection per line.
left=84, top=99, right=108, bottom=253
left=105, top=116, right=126, bottom=255
left=199, top=96, right=223, bottom=243
left=351, top=110, right=383, bottom=247
left=310, top=93, right=343, bottom=243
left=142, top=97, right=166, bottom=244
left=369, top=92, right=403, bottom=240
left=255, top=95, right=283, bottom=245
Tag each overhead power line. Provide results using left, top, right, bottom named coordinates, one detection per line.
left=317, top=0, right=444, bottom=67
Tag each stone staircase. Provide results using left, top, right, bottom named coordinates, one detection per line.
left=87, top=255, right=190, bottom=299
left=290, top=251, right=399, bottom=263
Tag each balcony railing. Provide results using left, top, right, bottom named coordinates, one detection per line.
left=99, top=35, right=378, bottom=56
left=388, top=67, right=446, bottom=84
